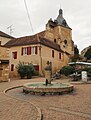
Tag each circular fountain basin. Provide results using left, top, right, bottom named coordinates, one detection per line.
left=23, top=82, right=74, bottom=95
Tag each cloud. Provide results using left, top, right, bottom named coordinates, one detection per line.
left=0, top=0, right=91, bottom=51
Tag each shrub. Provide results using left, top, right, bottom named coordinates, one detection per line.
left=32, top=71, right=39, bottom=76
left=16, top=61, right=35, bottom=79
left=60, top=66, right=75, bottom=76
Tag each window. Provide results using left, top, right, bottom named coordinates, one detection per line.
left=21, top=47, right=31, bottom=55
left=54, top=39, right=56, bottom=43
left=12, top=52, right=17, bottom=59
left=34, top=65, right=39, bottom=71
left=31, top=46, right=37, bottom=55
left=52, top=50, right=54, bottom=58
left=0, top=68, right=2, bottom=77
left=64, top=40, right=67, bottom=45
left=59, top=53, right=61, bottom=59
left=63, top=45, right=65, bottom=48
left=11, top=64, right=14, bottom=71
left=23, top=47, right=27, bottom=55
left=21, top=46, right=37, bottom=55
left=31, top=47, right=35, bottom=55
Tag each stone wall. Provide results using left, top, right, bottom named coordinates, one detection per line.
left=0, top=46, right=10, bottom=60
left=44, top=26, right=74, bottom=55
left=0, top=46, right=9, bottom=81
left=0, top=64, right=9, bottom=82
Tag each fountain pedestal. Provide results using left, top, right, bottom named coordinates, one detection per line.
left=44, top=61, right=52, bottom=85
left=45, top=71, right=51, bottom=84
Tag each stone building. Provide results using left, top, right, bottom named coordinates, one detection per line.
left=5, top=8, right=74, bottom=78
left=0, top=31, right=14, bottom=81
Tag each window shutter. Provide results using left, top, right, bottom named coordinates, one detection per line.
left=14, top=52, right=17, bottom=59
left=11, top=64, right=14, bottom=71
left=35, top=65, right=39, bottom=71
left=35, top=46, right=37, bottom=54
left=27, top=47, right=31, bottom=55
left=21, top=48, right=23, bottom=55
left=52, top=50, right=54, bottom=58
left=27, top=47, right=29, bottom=55
left=59, top=53, right=61, bottom=59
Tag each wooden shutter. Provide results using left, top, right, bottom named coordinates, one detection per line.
left=36, top=65, right=39, bottom=71
left=21, top=48, right=23, bottom=55
left=35, top=46, right=37, bottom=54
left=27, top=47, right=29, bottom=55
left=11, top=64, right=14, bottom=71
left=52, top=50, right=54, bottom=58
left=27, top=47, right=31, bottom=55
left=14, top=52, right=17, bottom=59
left=59, top=53, right=61, bottom=59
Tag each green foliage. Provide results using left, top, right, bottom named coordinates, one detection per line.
left=71, top=54, right=80, bottom=62
left=87, top=68, right=91, bottom=73
left=75, top=67, right=91, bottom=75
left=84, top=48, right=91, bottom=59
left=74, top=45, right=79, bottom=55
left=71, top=45, right=80, bottom=62
left=32, top=70, right=39, bottom=76
left=60, top=66, right=75, bottom=76
left=16, top=61, right=35, bottom=79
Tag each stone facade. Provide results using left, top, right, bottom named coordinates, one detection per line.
left=0, top=46, right=10, bottom=81
left=44, top=26, right=74, bottom=54
left=9, top=44, right=68, bottom=78
left=0, top=31, right=13, bottom=81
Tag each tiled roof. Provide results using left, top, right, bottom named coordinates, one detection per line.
left=4, top=35, right=39, bottom=47
left=0, top=31, right=14, bottom=38
left=4, top=33, right=63, bottom=52
left=36, top=31, right=45, bottom=38
left=40, top=38, right=62, bottom=52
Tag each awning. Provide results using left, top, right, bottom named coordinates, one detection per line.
left=69, top=62, right=91, bottom=66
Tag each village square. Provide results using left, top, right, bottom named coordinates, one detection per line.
left=0, top=0, right=91, bottom=120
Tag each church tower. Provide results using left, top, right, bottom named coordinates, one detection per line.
left=45, top=8, right=74, bottom=55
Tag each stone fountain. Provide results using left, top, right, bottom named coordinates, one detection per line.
left=23, top=61, right=74, bottom=95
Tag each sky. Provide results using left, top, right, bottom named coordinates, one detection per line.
left=0, top=0, right=91, bottom=52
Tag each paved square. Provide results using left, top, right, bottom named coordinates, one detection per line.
left=0, top=78, right=91, bottom=120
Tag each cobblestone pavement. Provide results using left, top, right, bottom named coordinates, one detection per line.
left=0, top=77, right=91, bottom=120
left=0, top=78, right=41, bottom=120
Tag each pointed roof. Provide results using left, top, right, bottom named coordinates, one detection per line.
left=55, top=8, right=71, bottom=29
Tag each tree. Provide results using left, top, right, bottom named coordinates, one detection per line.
left=60, top=66, right=75, bottom=76
left=71, top=45, right=80, bottom=62
left=74, top=45, right=79, bottom=55
left=84, top=48, right=91, bottom=60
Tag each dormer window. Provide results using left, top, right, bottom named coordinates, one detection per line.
left=54, top=39, right=56, bottom=43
